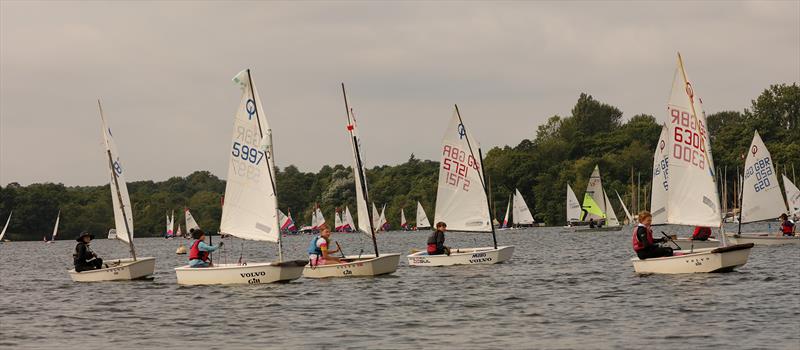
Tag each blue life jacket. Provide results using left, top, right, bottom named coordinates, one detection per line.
left=307, top=235, right=323, bottom=256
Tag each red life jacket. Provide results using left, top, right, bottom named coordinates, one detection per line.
left=782, top=221, right=795, bottom=235
left=632, top=224, right=653, bottom=252
left=189, top=239, right=209, bottom=262
left=692, top=227, right=712, bottom=240
left=427, top=243, right=438, bottom=254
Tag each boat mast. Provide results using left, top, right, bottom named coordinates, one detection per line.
left=98, top=101, right=137, bottom=261
left=454, top=104, right=498, bottom=249
left=245, top=69, right=283, bottom=262
left=342, top=83, right=379, bottom=257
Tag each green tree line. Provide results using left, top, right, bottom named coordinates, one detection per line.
left=1, top=83, right=797, bottom=241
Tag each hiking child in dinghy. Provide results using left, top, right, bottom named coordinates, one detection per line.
left=73, top=232, right=104, bottom=272
left=427, top=222, right=450, bottom=255
left=307, top=225, right=343, bottom=266
left=188, top=229, right=222, bottom=268
left=632, top=211, right=672, bottom=259
left=780, top=214, right=796, bottom=236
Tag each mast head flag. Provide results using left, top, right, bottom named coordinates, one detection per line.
left=98, top=101, right=134, bottom=244
left=433, top=106, right=491, bottom=232
left=663, top=53, right=721, bottom=227
left=219, top=69, right=280, bottom=242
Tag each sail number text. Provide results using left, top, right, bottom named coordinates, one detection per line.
left=744, top=156, right=773, bottom=192
left=442, top=145, right=479, bottom=191
left=231, top=142, right=265, bottom=165
left=669, top=108, right=708, bottom=170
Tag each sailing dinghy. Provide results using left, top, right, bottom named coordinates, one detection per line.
left=407, top=106, right=514, bottom=266
left=573, top=165, right=622, bottom=232
left=0, top=211, right=11, bottom=242
left=303, top=84, right=400, bottom=278
left=498, top=197, right=512, bottom=230
left=69, top=101, right=156, bottom=282
left=174, top=69, right=306, bottom=285
left=630, top=53, right=753, bottom=274
left=783, top=175, right=800, bottom=217
left=46, top=210, right=60, bottom=243
left=415, top=202, right=431, bottom=230
left=725, top=131, right=799, bottom=245
left=512, top=188, right=535, bottom=228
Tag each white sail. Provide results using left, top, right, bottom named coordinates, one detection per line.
left=378, top=204, right=387, bottom=231
left=615, top=190, right=634, bottom=224
left=185, top=208, right=201, bottom=232
left=51, top=210, right=60, bottom=241
left=315, top=207, right=325, bottom=229
left=0, top=211, right=11, bottom=241
left=416, top=202, right=431, bottom=229
left=582, top=165, right=608, bottom=221
left=344, top=206, right=355, bottom=231
left=566, top=184, right=582, bottom=223
left=99, top=104, right=134, bottom=244
left=502, top=197, right=511, bottom=227
left=740, top=131, right=786, bottom=223
left=219, top=70, right=280, bottom=243
left=603, top=191, right=620, bottom=227
left=512, top=189, right=535, bottom=225
left=433, top=108, right=491, bottom=232
left=783, top=175, right=800, bottom=215
left=400, top=208, right=407, bottom=228
left=663, top=53, right=720, bottom=227
left=342, top=95, right=375, bottom=237
left=334, top=211, right=343, bottom=230
left=650, top=126, right=670, bottom=225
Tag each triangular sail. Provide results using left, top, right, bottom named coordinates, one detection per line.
left=566, top=184, right=581, bottom=223
left=344, top=206, right=355, bottom=231
left=334, top=211, right=343, bottom=231
left=433, top=108, right=491, bottom=232
left=220, top=70, right=281, bottom=243
left=502, top=198, right=511, bottom=228
left=378, top=204, right=387, bottom=231
left=371, top=203, right=381, bottom=231
left=185, top=208, right=201, bottom=232
left=512, top=189, right=535, bottom=225
left=603, top=191, right=620, bottom=227
left=99, top=103, right=134, bottom=245
left=615, top=190, right=633, bottom=224
left=663, top=53, right=721, bottom=227
left=582, top=165, right=607, bottom=221
left=400, top=209, right=407, bottom=229
left=740, top=131, right=786, bottom=223
left=51, top=210, right=60, bottom=241
left=650, top=126, right=670, bottom=225
left=315, top=207, right=325, bottom=229
left=416, top=202, right=431, bottom=229
left=783, top=175, right=800, bottom=215
left=0, top=211, right=11, bottom=241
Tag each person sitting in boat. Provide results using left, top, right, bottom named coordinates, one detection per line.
left=589, top=218, right=596, bottom=229
left=779, top=214, right=796, bottom=236
left=307, top=224, right=343, bottom=266
left=691, top=226, right=712, bottom=241
left=632, top=211, right=672, bottom=260
left=189, top=229, right=222, bottom=268
left=73, top=232, right=104, bottom=272
left=427, top=222, right=450, bottom=255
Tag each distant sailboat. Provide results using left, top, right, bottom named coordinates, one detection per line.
left=334, top=209, right=344, bottom=232
left=783, top=175, right=800, bottom=217
left=165, top=211, right=175, bottom=239
left=630, top=53, right=753, bottom=274
left=579, top=165, right=621, bottom=230
left=174, top=69, right=306, bottom=285
left=184, top=207, right=201, bottom=235
left=342, top=206, right=355, bottom=232
left=0, top=211, right=11, bottom=242
left=615, top=190, right=634, bottom=225
left=378, top=204, right=388, bottom=231
left=46, top=210, right=60, bottom=243
left=408, top=105, right=514, bottom=266
left=69, top=100, right=156, bottom=282
left=500, top=197, right=511, bottom=229
left=400, top=208, right=409, bottom=230
left=302, top=83, right=400, bottom=278
left=512, top=188, right=535, bottom=227
left=726, top=131, right=799, bottom=245
left=565, top=184, right=582, bottom=226
left=415, top=201, right=431, bottom=230
left=278, top=209, right=298, bottom=233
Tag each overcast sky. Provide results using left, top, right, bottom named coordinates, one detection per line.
left=1, top=1, right=798, bottom=186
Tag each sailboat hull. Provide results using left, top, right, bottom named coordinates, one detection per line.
left=407, top=246, right=514, bottom=267
left=174, top=260, right=306, bottom=285
left=630, top=244, right=753, bottom=274
left=725, top=233, right=800, bottom=246
left=302, top=253, right=400, bottom=278
left=69, top=257, right=156, bottom=282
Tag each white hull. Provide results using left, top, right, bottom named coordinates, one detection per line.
left=726, top=233, right=800, bottom=246
left=174, top=260, right=306, bottom=285
left=631, top=244, right=754, bottom=274
left=407, top=246, right=514, bottom=267
left=569, top=226, right=623, bottom=233
left=69, top=257, right=156, bottom=282
left=672, top=238, right=721, bottom=250
left=302, top=253, right=400, bottom=278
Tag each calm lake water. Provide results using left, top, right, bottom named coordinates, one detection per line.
left=1, top=223, right=798, bottom=349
